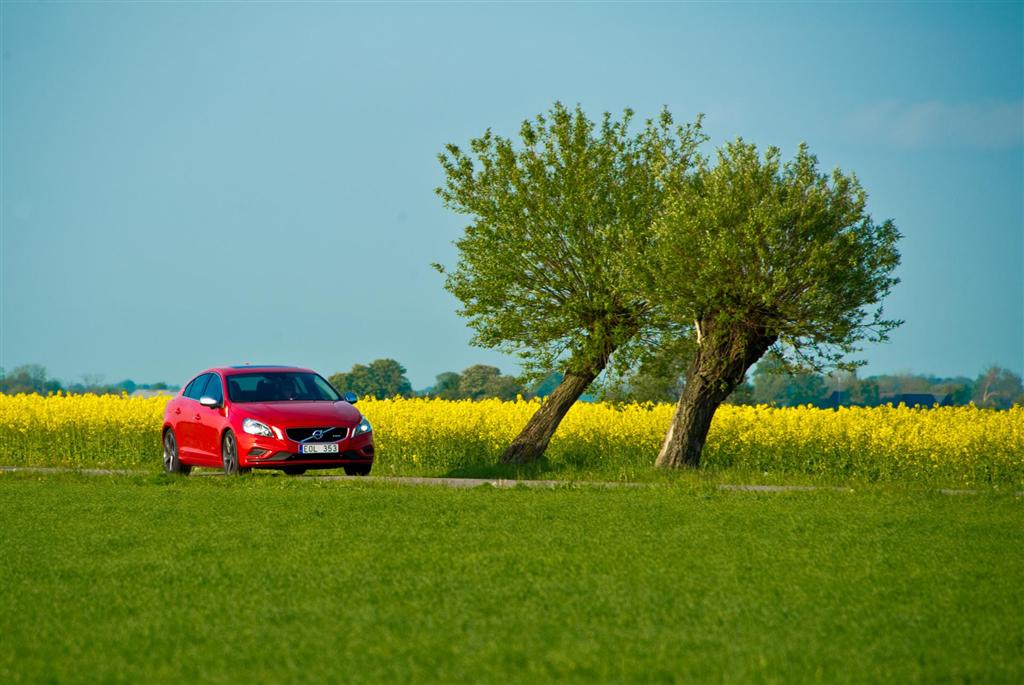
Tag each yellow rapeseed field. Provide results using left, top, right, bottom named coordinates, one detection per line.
left=0, top=393, right=1021, bottom=486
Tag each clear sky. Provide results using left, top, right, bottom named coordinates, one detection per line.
left=2, top=1, right=1022, bottom=389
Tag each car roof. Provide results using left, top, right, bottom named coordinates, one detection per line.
left=204, top=365, right=317, bottom=376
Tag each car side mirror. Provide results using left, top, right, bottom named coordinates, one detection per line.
left=199, top=396, right=221, bottom=408
left=343, top=391, right=358, bottom=404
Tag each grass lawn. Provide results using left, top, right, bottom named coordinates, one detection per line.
left=1, top=473, right=1021, bottom=683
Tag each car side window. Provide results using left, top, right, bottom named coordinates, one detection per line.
left=204, top=374, right=223, bottom=403
left=184, top=374, right=211, bottom=401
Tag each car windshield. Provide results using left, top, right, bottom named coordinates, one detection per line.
left=226, top=372, right=341, bottom=403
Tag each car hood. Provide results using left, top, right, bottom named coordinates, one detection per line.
left=234, top=401, right=361, bottom=427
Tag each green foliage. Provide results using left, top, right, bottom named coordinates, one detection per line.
left=602, top=336, right=693, bottom=403
left=428, top=366, right=526, bottom=401
left=644, top=139, right=903, bottom=374
left=329, top=358, right=413, bottom=399
left=2, top=475, right=1022, bottom=684
left=454, top=364, right=516, bottom=400
left=436, top=102, right=706, bottom=379
left=752, top=352, right=828, bottom=406
left=431, top=371, right=462, bottom=400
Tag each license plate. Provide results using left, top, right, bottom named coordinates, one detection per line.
left=299, top=443, right=339, bottom=455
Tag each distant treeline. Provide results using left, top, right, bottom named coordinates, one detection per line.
left=329, top=359, right=546, bottom=401
left=606, top=353, right=1024, bottom=410
left=3, top=359, right=1022, bottom=409
left=0, top=365, right=174, bottom=396
left=330, top=357, right=1024, bottom=409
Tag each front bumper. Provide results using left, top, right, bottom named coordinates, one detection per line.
left=237, top=429, right=375, bottom=468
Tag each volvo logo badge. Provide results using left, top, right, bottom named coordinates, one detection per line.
left=312, top=429, right=325, bottom=440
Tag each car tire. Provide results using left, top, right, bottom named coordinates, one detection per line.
left=343, top=464, right=371, bottom=476
left=221, top=431, right=250, bottom=476
left=163, top=429, right=192, bottom=475
left=283, top=467, right=307, bottom=476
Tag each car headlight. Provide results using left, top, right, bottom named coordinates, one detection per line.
left=242, top=418, right=274, bottom=437
left=353, top=416, right=372, bottom=436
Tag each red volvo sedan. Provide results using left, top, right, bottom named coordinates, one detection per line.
left=161, top=365, right=374, bottom=476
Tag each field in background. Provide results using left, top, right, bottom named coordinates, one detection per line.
left=1, top=473, right=1021, bottom=684
left=1, top=394, right=1022, bottom=487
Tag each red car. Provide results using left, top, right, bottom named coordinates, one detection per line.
left=161, top=365, right=374, bottom=476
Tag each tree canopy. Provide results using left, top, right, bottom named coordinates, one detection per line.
left=329, top=359, right=413, bottom=400
left=643, top=140, right=903, bottom=467
left=436, top=102, right=705, bottom=463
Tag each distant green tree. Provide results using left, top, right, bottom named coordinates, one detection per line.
left=432, top=372, right=462, bottom=399
left=436, top=102, right=706, bottom=464
left=942, top=381, right=973, bottom=406
left=330, top=359, right=413, bottom=399
left=751, top=355, right=789, bottom=405
left=485, top=375, right=523, bottom=401
left=604, top=337, right=692, bottom=404
left=458, top=365, right=501, bottom=400
left=750, top=352, right=828, bottom=406
left=850, top=378, right=881, bottom=406
left=367, top=359, right=413, bottom=398
left=785, top=373, right=828, bottom=406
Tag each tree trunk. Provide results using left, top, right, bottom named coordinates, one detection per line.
left=500, top=367, right=601, bottom=465
left=656, top=324, right=776, bottom=469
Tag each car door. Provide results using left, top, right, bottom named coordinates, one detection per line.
left=177, top=373, right=211, bottom=463
left=194, top=373, right=225, bottom=462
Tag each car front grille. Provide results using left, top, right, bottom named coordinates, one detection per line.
left=286, top=426, right=348, bottom=443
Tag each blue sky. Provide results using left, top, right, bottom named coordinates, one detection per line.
left=2, top=2, right=1021, bottom=388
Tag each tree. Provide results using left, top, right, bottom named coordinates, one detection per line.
left=644, top=140, right=901, bottom=467
left=941, top=380, right=973, bottom=406
left=849, top=378, right=881, bottom=406
left=455, top=365, right=524, bottom=401
left=436, top=102, right=705, bottom=464
left=329, top=365, right=370, bottom=396
left=786, top=373, right=828, bottom=407
left=603, top=336, right=692, bottom=404
left=456, top=365, right=502, bottom=400
left=0, top=364, right=58, bottom=394
left=749, top=353, right=828, bottom=406
left=329, top=359, right=413, bottom=399
left=972, top=366, right=1023, bottom=409
left=750, top=354, right=790, bottom=405
left=367, top=359, right=413, bottom=398
left=432, top=372, right=462, bottom=399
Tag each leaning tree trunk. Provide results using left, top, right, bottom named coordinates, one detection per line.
left=500, top=365, right=603, bottom=465
left=656, top=323, right=776, bottom=469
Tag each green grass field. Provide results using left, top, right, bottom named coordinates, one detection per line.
left=1, top=473, right=1021, bottom=683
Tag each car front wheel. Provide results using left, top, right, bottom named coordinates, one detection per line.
left=221, top=431, right=251, bottom=476
left=163, top=429, right=191, bottom=475
left=344, top=464, right=371, bottom=476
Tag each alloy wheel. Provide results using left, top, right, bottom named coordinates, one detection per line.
left=163, top=431, right=176, bottom=472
